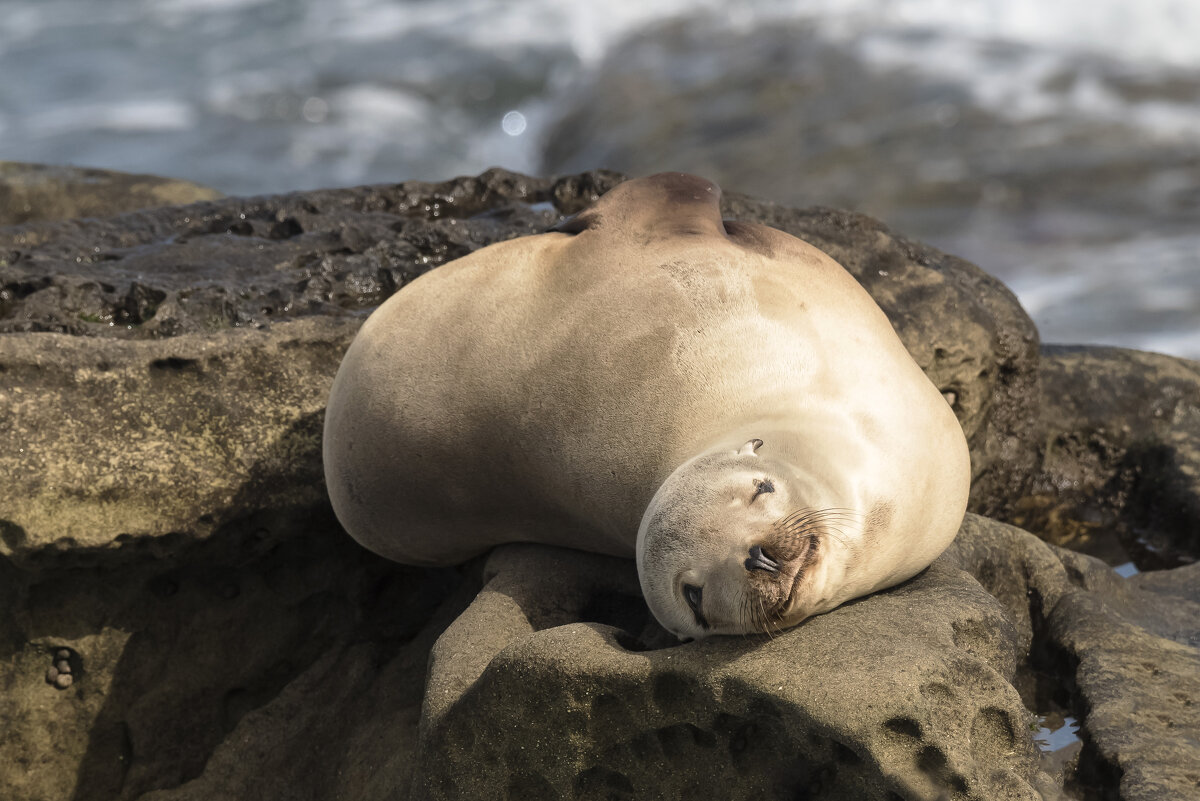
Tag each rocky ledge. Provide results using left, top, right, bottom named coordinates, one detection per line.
left=1, top=168, right=1197, bottom=801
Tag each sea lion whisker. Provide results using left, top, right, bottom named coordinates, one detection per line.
left=759, top=597, right=777, bottom=640
left=773, top=508, right=861, bottom=535
left=741, top=592, right=757, bottom=634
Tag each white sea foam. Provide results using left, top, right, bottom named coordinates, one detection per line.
left=1005, top=231, right=1200, bottom=357
left=1133, top=329, right=1200, bottom=360
left=149, top=0, right=273, bottom=18
left=765, top=0, right=1200, bottom=68
left=843, top=13, right=1200, bottom=140
left=327, top=84, right=430, bottom=125
left=25, top=99, right=198, bottom=136
left=314, top=0, right=726, bottom=65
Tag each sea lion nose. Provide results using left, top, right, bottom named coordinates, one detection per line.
left=745, top=544, right=780, bottom=573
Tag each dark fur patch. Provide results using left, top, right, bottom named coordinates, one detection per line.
left=865, top=501, right=895, bottom=545
left=721, top=220, right=778, bottom=258
left=550, top=213, right=593, bottom=234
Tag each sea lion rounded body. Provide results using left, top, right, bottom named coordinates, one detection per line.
left=323, top=173, right=970, bottom=639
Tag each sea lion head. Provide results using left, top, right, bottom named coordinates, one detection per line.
left=636, top=437, right=861, bottom=640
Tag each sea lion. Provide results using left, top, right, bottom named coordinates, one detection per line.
left=323, top=172, right=971, bottom=640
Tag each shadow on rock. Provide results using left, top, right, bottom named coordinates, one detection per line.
left=413, top=539, right=1049, bottom=800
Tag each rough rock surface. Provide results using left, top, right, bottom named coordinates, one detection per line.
left=408, top=514, right=1200, bottom=801
left=0, top=520, right=462, bottom=801
left=1010, top=346, right=1200, bottom=567
left=950, top=517, right=1200, bottom=801
left=0, top=162, right=222, bottom=226
left=1, top=168, right=1197, bottom=801
left=0, top=318, right=358, bottom=563
left=414, top=532, right=1049, bottom=801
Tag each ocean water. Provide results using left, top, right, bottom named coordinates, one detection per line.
left=1, top=0, right=1197, bottom=357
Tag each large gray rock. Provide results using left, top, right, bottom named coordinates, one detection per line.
left=0, top=318, right=358, bottom=563
left=414, top=532, right=1049, bottom=801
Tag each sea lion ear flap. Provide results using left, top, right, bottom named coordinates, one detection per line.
left=739, top=439, right=764, bottom=456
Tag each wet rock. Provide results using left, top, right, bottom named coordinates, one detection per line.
left=1010, top=345, right=1200, bottom=567
left=0, top=162, right=222, bottom=226
left=0, top=168, right=565, bottom=340
left=949, top=516, right=1200, bottom=801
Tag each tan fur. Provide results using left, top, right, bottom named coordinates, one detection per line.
left=323, top=173, right=971, bottom=638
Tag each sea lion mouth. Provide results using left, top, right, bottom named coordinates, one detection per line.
left=742, top=567, right=802, bottom=636
left=781, top=536, right=818, bottom=607
left=778, top=531, right=819, bottom=606
left=743, top=508, right=843, bottom=634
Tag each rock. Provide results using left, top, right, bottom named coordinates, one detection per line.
left=0, top=162, right=222, bottom=226
left=136, top=569, right=480, bottom=801
left=0, top=518, right=465, bottom=801
left=0, top=168, right=568, bottom=340
left=949, top=517, right=1200, bottom=801
left=414, top=536, right=1048, bottom=800
left=406, top=515, right=1198, bottom=801
left=0, top=317, right=361, bottom=565
left=543, top=20, right=995, bottom=227
left=1009, top=345, right=1200, bottom=567
left=1, top=168, right=1195, bottom=801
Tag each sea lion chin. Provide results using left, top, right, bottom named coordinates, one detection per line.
left=323, top=172, right=971, bottom=639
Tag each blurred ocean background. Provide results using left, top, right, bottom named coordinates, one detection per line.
left=1, top=0, right=1197, bottom=357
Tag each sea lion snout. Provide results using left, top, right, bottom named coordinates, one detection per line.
left=745, top=544, right=780, bottom=573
